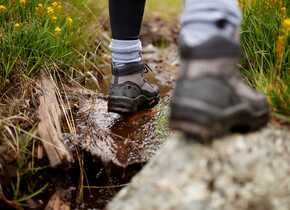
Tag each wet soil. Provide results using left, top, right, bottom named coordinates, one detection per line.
left=64, top=15, right=180, bottom=208
left=0, top=16, right=181, bottom=210
left=65, top=43, right=179, bottom=209
left=0, top=44, right=178, bottom=210
left=73, top=44, right=178, bottom=164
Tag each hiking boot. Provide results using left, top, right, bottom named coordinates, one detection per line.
left=108, top=62, right=160, bottom=114
left=170, top=36, right=270, bottom=140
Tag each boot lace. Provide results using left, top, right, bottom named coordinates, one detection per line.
left=144, top=63, right=153, bottom=73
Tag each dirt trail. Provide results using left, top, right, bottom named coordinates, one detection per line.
left=61, top=28, right=179, bottom=209
left=70, top=43, right=178, bottom=169
left=0, top=15, right=180, bottom=210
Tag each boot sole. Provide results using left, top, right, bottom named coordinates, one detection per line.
left=108, top=95, right=160, bottom=114
left=170, top=97, right=269, bottom=141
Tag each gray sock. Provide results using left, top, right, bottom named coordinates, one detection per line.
left=110, top=39, right=142, bottom=64
left=181, top=0, right=242, bottom=46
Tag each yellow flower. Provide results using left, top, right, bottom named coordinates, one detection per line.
left=51, top=1, right=58, bottom=7
left=54, top=26, right=62, bottom=36
left=14, top=23, right=21, bottom=28
left=282, top=18, right=290, bottom=31
left=19, top=0, right=27, bottom=7
left=0, top=5, right=7, bottom=13
left=66, top=17, right=73, bottom=28
left=275, top=34, right=287, bottom=70
left=35, top=3, right=45, bottom=16
left=281, top=7, right=287, bottom=19
left=47, top=6, right=54, bottom=16
left=50, top=15, right=57, bottom=23
left=51, top=1, right=62, bottom=12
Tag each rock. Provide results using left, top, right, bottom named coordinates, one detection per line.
left=106, top=127, right=290, bottom=210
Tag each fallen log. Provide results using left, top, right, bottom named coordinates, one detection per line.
left=37, top=74, right=73, bottom=167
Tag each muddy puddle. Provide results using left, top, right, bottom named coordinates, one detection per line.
left=66, top=44, right=179, bottom=209
left=73, top=44, right=178, bottom=165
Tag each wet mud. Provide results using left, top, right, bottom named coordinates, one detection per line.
left=66, top=44, right=179, bottom=209
left=72, top=44, right=178, bottom=168
left=0, top=17, right=180, bottom=209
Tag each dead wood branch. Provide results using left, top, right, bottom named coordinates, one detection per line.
left=37, top=74, right=73, bottom=167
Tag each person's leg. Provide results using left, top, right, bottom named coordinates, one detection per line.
left=180, top=0, right=241, bottom=47
left=170, top=0, right=269, bottom=139
left=109, top=0, right=145, bottom=64
left=109, top=0, right=145, bottom=41
left=108, top=0, right=159, bottom=114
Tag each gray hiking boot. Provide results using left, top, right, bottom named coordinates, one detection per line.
left=170, top=36, right=270, bottom=140
left=108, top=62, right=160, bottom=114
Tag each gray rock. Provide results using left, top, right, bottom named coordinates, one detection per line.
left=107, top=127, right=290, bottom=210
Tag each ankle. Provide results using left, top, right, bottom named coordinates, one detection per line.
left=111, top=62, right=145, bottom=86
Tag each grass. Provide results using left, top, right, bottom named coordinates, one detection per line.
left=0, top=116, right=49, bottom=209
left=240, top=0, right=290, bottom=116
left=0, top=0, right=96, bottom=208
left=154, top=104, right=170, bottom=140
left=0, top=0, right=76, bottom=87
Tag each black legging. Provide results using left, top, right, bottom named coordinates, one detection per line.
left=109, top=0, right=146, bottom=40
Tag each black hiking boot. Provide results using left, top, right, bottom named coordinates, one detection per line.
left=170, top=36, right=270, bottom=140
left=108, top=62, right=160, bottom=114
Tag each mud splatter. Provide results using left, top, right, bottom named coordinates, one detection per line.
left=70, top=43, right=178, bottom=169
